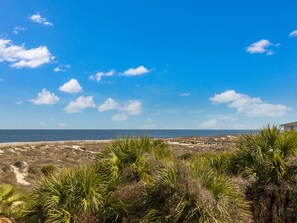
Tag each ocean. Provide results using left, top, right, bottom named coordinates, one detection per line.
left=0, top=129, right=254, bottom=143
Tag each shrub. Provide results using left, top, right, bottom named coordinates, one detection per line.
left=40, top=164, right=56, bottom=176
left=136, top=162, right=251, bottom=223
left=96, top=137, right=173, bottom=184
left=234, top=125, right=297, bottom=222
left=0, top=184, right=22, bottom=218
left=20, top=137, right=253, bottom=222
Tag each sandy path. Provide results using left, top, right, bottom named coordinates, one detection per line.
left=11, top=162, right=31, bottom=186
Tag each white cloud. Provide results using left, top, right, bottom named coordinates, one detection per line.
left=123, top=66, right=150, bottom=76
left=180, top=92, right=191, bottom=97
left=210, top=90, right=290, bottom=117
left=30, top=89, right=59, bottom=105
left=30, top=13, right=52, bottom=26
left=98, top=98, right=119, bottom=112
left=112, top=113, right=128, bottom=122
left=89, top=67, right=152, bottom=82
left=64, top=96, right=95, bottom=113
left=199, top=119, right=218, bottom=129
left=59, top=79, right=83, bottom=94
left=246, top=39, right=279, bottom=55
left=99, top=98, right=142, bottom=121
left=16, top=101, right=23, bottom=105
left=120, top=100, right=142, bottom=115
left=13, top=26, right=26, bottom=35
left=0, top=39, right=54, bottom=68
left=54, top=64, right=70, bottom=72
left=89, top=70, right=115, bottom=82
left=210, top=90, right=242, bottom=103
left=289, top=30, right=297, bottom=37
left=39, top=121, right=45, bottom=126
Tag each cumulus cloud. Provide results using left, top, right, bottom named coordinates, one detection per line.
left=199, top=119, right=218, bottom=129
left=210, top=90, right=290, bottom=117
left=64, top=96, right=95, bottom=113
left=13, top=26, right=26, bottom=35
left=89, top=66, right=152, bottom=82
left=30, top=89, right=59, bottom=105
left=59, top=79, right=83, bottom=94
left=123, top=66, right=150, bottom=76
left=98, top=98, right=142, bottom=121
left=112, top=113, right=128, bottom=122
left=120, top=100, right=142, bottom=115
left=0, top=39, right=54, bottom=68
left=289, top=30, right=297, bottom=37
left=54, top=64, right=70, bottom=72
left=98, top=98, right=119, bottom=112
left=89, top=70, right=115, bottom=82
left=30, top=13, right=52, bottom=26
left=246, top=39, right=279, bottom=55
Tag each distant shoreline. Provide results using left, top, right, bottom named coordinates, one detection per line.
left=0, top=140, right=112, bottom=148
left=0, top=129, right=253, bottom=144
left=0, top=134, right=244, bottom=147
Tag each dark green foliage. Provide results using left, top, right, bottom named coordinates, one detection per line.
left=234, top=125, right=297, bottom=222
left=20, top=137, right=252, bottom=222
left=96, top=137, right=173, bottom=183
left=21, top=165, right=126, bottom=223
left=40, top=164, right=56, bottom=176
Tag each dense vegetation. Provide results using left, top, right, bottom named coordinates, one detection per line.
left=1, top=126, right=297, bottom=222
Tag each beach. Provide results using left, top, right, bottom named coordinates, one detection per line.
left=0, top=136, right=239, bottom=188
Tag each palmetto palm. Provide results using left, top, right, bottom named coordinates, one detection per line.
left=0, top=184, right=22, bottom=218
left=20, top=137, right=253, bottom=222
left=234, top=125, right=297, bottom=222
left=137, top=160, right=251, bottom=223
left=20, top=165, right=126, bottom=223
left=97, top=137, right=173, bottom=183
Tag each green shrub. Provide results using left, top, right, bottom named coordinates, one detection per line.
left=136, top=162, right=251, bottom=223
left=20, top=137, right=253, bottom=222
left=0, top=184, right=22, bottom=218
left=40, top=164, right=56, bottom=176
left=21, top=165, right=126, bottom=223
left=234, top=125, right=297, bottom=222
left=97, top=137, right=173, bottom=183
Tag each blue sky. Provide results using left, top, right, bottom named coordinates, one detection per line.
left=0, top=0, right=297, bottom=129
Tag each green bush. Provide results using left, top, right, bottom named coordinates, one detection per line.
left=20, top=165, right=126, bottom=223
left=40, top=164, right=56, bottom=176
left=20, top=137, right=252, bottom=223
left=96, top=137, right=173, bottom=183
left=234, top=125, right=297, bottom=222
left=0, top=184, right=22, bottom=218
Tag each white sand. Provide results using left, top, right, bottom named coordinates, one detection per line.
left=71, top=145, right=98, bottom=154
left=11, top=162, right=30, bottom=186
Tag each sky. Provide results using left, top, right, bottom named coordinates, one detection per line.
left=0, top=0, right=297, bottom=129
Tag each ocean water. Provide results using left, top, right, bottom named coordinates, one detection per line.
left=0, top=129, right=254, bottom=143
